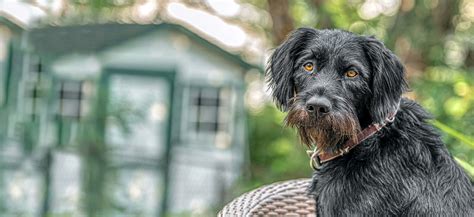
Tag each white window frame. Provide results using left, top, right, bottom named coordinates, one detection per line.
left=57, top=80, right=86, bottom=119
left=181, top=84, right=235, bottom=147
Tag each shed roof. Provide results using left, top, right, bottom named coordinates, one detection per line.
left=0, top=16, right=24, bottom=33
left=29, top=22, right=259, bottom=70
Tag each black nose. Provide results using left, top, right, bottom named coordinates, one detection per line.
left=306, top=97, right=331, bottom=115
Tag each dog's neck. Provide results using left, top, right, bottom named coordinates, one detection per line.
left=308, top=107, right=398, bottom=170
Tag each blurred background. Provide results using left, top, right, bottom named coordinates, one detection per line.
left=0, top=0, right=472, bottom=216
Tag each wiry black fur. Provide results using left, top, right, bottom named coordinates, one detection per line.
left=266, top=28, right=473, bottom=216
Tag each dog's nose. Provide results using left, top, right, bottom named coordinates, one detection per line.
left=306, top=97, right=331, bottom=115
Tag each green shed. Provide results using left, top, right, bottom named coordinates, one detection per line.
left=0, top=20, right=259, bottom=216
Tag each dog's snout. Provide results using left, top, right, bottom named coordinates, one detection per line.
left=306, top=97, right=331, bottom=115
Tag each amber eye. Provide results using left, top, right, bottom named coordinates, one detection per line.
left=345, top=70, right=358, bottom=78
left=303, top=63, right=314, bottom=72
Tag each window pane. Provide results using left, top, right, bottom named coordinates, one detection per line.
left=61, top=81, right=82, bottom=93
left=190, top=89, right=201, bottom=105
left=198, top=122, right=219, bottom=132
left=198, top=105, right=218, bottom=123
left=28, top=56, right=42, bottom=79
left=199, top=98, right=219, bottom=106
left=58, top=81, right=84, bottom=119
left=59, top=99, right=81, bottom=118
left=60, top=91, right=82, bottom=100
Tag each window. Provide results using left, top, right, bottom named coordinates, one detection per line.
left=24, top=56, right=43, bottom=120
left=57, top=81, right=85, bottom=119
left=56, top=81, right=90, bottom=146
left=187, top=86, right=232, bottom=137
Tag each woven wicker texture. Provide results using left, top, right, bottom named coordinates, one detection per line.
left=218, top=179, right=316, bottom=217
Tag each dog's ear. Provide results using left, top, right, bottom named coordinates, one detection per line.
left=266, top=28, right=317, bottom=111
left=362, top=36, right=408, bottom=123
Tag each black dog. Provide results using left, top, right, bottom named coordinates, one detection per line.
left=267, top=28, right=473, bottom=216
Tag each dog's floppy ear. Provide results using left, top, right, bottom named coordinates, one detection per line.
left=362, top=36, right=408, bottom=123
left=266, top=28, right=317, bottom=111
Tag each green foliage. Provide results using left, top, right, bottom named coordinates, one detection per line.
left=455, top=157, right=474, bottom=177
left=235, top=105, right=312, bottom=194
left=432, top=120, right=474, bottom=149
left=414, top=68, right=474, bottom=165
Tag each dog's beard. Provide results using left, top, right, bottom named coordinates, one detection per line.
left=285, top=99, right=361, bottom=152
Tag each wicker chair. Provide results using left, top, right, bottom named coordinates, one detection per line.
left=218, top=179, right=316, bottom=216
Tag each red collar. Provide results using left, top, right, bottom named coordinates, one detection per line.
left=307, top=112, right=397, bottom=170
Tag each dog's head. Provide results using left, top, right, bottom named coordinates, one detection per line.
left=267, top=28, right=408, bottom=151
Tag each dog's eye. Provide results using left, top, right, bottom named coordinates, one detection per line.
left=345, top=70, right=358, bottom=78
left=303, top=63, right=314, bottom=73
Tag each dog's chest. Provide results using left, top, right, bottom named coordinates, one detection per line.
left=312, top=167, right=415, bottom=216
left=314, top=173, right=378, bottom=213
